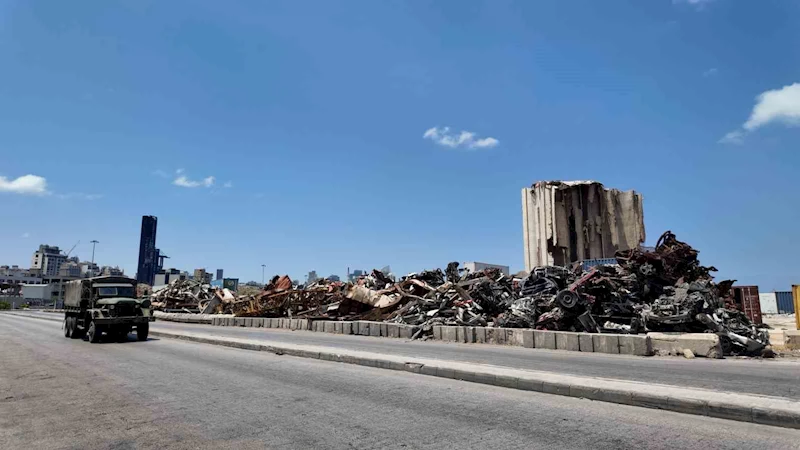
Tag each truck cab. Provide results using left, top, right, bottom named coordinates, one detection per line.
left=63, top=276, right=155, bottom=343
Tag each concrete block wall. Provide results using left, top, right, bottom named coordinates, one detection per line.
left=162, top=313, right=673, bottom=357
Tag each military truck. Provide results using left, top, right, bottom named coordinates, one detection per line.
left=63, top=275, right=154, bottom=343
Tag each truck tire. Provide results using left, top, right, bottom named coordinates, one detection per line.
left=88, top=321, right=102, bottom=343
left=72, top=318, right=85, bottom=339
left=64, top=317, right=72, bottom=338
left=137, top=323, right=149, bottom=341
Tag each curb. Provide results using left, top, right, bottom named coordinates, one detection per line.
left=6, top=312, right=800, bottom=429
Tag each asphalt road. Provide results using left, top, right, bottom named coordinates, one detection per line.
left=2, top=315, right=799, bottom=450
left=11, top=310, right=800, bottom=399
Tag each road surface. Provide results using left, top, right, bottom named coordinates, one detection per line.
left=1, top=314, right=798, bottom=449
left=13, top=310, right=799, bottom=398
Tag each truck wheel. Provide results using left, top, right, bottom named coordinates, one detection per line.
left=72, top=318, right=85, bottom=339
left=137, top=323, right=149, bottom=341
left=88, top=321, right=102, bottom=343
left=64, top=317, right=72, bottom=338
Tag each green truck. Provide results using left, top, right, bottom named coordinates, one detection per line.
left=63, top=275, right=155, bottom=343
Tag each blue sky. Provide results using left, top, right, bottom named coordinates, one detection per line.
left=1, top=0, right=799, bottom=290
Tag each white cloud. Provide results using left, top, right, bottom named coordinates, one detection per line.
left=472, top=137, right=499, bottom=148
left=0, top=174, right=49, bottom=195
left=742, top=82, right=800, bottom=131
left=223, top=181, right=233, bottom=188
left=703, top=68, right=718, bottom=77
left=718, top=130, right=743, bottom=145
left=719, top=82, right=800, bottom=144
left=21, top=232, right=30, bottom=238
left=423, top=126, right=499, bottom=149
left=173, top=173, right=215, bottom=188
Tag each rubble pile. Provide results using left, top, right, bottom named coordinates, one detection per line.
left=151, top=231, right=770, bottom=356
left=150, top=279, right=236, bottom=314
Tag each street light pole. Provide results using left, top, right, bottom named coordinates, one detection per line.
left=90, top=240, right=99, bottom=276
left=261, top=264, right=266, bottom=285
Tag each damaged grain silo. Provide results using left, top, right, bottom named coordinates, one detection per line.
left=521, top=181, right=645, bottom=271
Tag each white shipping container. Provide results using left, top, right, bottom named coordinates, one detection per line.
left=759, top=293, right=778, bottom=314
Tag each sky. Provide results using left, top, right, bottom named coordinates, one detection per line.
left=1, top=0, right=799, bottom=290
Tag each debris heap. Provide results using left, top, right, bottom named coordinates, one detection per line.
left=151, top=231, right=770, bottom=356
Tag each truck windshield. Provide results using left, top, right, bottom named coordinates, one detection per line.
left=96, top=287, right=135, bottom=297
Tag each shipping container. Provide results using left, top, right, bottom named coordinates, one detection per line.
left=731, top=286, right=762, bottom=324
left=776, top=291, right=795, bottom=315
left=794, top=286, right=800, bottom=330
left=759, top=293, right=778, bottom=314
left=581, top=258, right=618, bottom=270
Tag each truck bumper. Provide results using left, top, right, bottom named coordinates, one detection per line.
left=93, top=317, right=154, bottom=325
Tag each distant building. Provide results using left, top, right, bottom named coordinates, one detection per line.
left=307, top=270, right=318, bottom=284
left=216, top=269, right=223, bottom=280
left=80, top=261, right=99, bottom=277
left=327, top=275, right=341, bottom=282
left=101, top=266, right=125, bottom=276
left=154, top=268, right=184, bottom=287
left=136, top=216, right=158, bottom=285
left=58, top=261, right=82, bottom=278
left=193, top=268, right=212, bottom=284
left=347, top=269, right=365, bottom=283
left=0, top=265, right=43, bottom=285
left=462, top=262, right=510, bottom=276
left=31, top=245, right=67, bottom=277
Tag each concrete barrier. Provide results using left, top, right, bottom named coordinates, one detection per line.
left=592, top=334, right=620, bottom=354
left=554, top=331, right=580, bottom=352
left=505, top=329, right=525, bottom=347
left=159, top=312, right=712, bottom=359
left=785, top=331, right=800, bottom=350
left=619, top=335, right=653, bottom=356
left=579, top=333, right=594, bottom=352
left=648, top=333, right=722, bottom=358
left=534, top=330, right=556, bottom=349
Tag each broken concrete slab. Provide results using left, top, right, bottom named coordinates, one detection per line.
left=648, top=332, right=722, bottom=358
left=785, top=330, right=800, bottom=350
